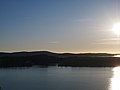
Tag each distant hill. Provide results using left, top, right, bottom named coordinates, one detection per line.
left=0, top=51, right=114, bottom=57
left=0, top=51, right=119, bottom=67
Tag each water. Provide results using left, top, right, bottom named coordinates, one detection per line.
left=0, top=66, right=118, bottom=90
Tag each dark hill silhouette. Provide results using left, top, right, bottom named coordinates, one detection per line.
left=0, top=51, right=119, bottom=67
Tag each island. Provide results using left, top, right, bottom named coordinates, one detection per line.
left=0, top=51, right=120, bottom=67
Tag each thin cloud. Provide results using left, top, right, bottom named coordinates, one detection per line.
left=75, top=18, right=110, bottom=23
left=47, top=42, right=58, bottom=44
left=98, top=38, right=120, bottom=41
left=75, top=19, right=91, bottom=22
left=94, top=42, right=119, bottom=45
left=94, top=38, right=120, bottom=45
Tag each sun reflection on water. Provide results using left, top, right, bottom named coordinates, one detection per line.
left=113, top=55, right=120, bottom=57
left=110, top=67, right=120, bottom=90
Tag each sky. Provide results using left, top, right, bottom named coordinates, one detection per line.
left=0, top=0, right=120, bottom=53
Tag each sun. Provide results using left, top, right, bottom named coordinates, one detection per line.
left=112, top=23, right=120, bottom=36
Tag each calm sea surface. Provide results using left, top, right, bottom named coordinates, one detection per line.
left=0, top=66, right=119, bottom=90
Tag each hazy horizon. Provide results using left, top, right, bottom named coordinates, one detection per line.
left=1, top=0, right=120, bottom=53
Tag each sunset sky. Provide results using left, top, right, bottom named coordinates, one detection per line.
left=0, top=0, right=120, bottom=53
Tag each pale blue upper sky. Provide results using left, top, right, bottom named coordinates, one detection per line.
left=0, top=0, right=120, bottom=53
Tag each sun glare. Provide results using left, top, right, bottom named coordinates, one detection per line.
left=112, top=23, right=120, bottom=36
left=110, top=67, right=120, bottom=90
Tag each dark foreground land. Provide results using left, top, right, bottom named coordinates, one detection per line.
left=0, top=51, right=120, bottom=67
